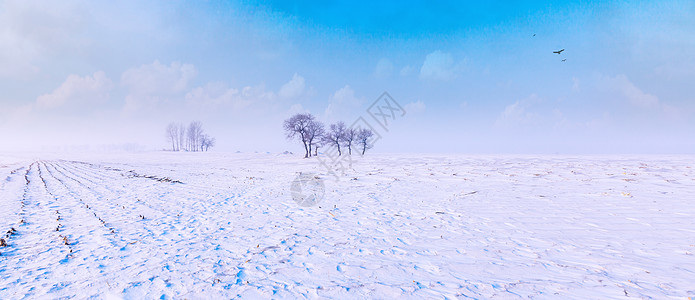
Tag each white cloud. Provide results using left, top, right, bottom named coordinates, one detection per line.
left=185, top=82, right=239, bottom=107
left=611, top=75, right=659, bottom=109
left=171, top=73, right=305, bottom=115
left=373, top=58, right=394, bottom=79
left=121, top=60, right=197, bottom=113
left=288, top=103, right=307, bottom=115
left=184, top=73, right=304, bottom=111
left=495, top=94, right=541, bottom=128
left=238, top=85, right=276, bottom=108
left=184, top=82, right=277, bottom=112
left=324, top=85, right=364, bottom=121
left=400, top=65, right=414, bottom=76
left=500, top=101, right=529, bottom=121
left=36, top=71, right=113, bottom=109
left=0, top=1, right=86, bottom=79
left=121, top=60, right=197, bottom=96
left=404, top=100, right=426, bottom=114
left=278, top=73, right=305, bottom=99
left=420, top=50, right=460, bottom=81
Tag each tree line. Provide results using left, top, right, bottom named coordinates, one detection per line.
left=284, top=113, right=374, bottom=158
left=165, top=121, right=215, bottom=152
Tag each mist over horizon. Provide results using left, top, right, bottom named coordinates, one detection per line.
left=1, top=1, right=694, bottom=154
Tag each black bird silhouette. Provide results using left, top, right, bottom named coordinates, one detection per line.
left=533, top=34, right=536, bottom=37
left=562, top=59, right=567, bottom=62
left=553, top=49, right=565, bottom=54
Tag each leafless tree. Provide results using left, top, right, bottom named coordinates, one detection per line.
left=283, top=113, right=314, bottom=158
left=165, top=121, right=214, bottom=152
left=201, top=134, right=216, bottom=151
left=187, top=121, right=204, bottom=152
left=305, top=119, right=324, bottom=157
left=323, top=121, right=346, bottom=156
left=178, top=123, right=186, bottom=151
left=165, top=123, right=178, bottom=151
left=342, top=127, right=357, bottom=155
left=356, top=128, right=374, bottom=155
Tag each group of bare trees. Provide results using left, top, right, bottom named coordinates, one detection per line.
left=284, top=113, right=374, bottom=158
left=165, top=121, right=215, bottom=152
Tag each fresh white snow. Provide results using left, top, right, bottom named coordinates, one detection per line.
left=1, top=152, right=694, bottom=298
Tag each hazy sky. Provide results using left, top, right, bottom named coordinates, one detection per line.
left=1, top=0, right=693, bottom=153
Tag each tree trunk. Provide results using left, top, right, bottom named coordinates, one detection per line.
left=302, top=140, right=309, bottom=158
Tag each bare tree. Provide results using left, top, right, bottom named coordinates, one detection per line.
left=342, top=127, right=357, bottom=155
left=323, top=121, right=346, bottom=156
left=313, top=142, right=321, bottom=156
left=356, top=128, right=374, bottom=155
left=313, top=127, right=328, bottom=157
left=283, top=113, right=314, bottom=158
left=305, top=119, right=324, bottom=157
left=165, top=123, right=178, bottom=151
left=201, top=134, right=216, bottom=151
left=178, top=123, right=186, bottom=151
left=187, top=121, right=204, bottom=152
left=165, top=121, right=214, bottom=152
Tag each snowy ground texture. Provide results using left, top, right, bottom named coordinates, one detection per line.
left=1, top=152, right=694, bottom=299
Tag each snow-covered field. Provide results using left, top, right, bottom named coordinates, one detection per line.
left=1, top=152, right=694, bottom=299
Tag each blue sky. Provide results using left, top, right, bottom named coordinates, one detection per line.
left=0, top=0, right=693, bottom=153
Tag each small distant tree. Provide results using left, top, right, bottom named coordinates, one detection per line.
left=178, top=123, right=186, bottom=151
left=342, top=127, right=356, bottom=155
left=323, top=122, right=346, bottom=156
left=201, top=134, right=216, bottom=151
left=187, top=121, right=203, bottom=152
left=283, top=113, right=314, bottom=158
left=165, top=121, right=214, bottom=152
left=165, top=123, right=178, bottom=151
left=305, top=119, right=324, bottom=157
left=356, top=128, right=374, bottom=155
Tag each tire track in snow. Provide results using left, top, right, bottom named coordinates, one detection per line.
left=36, top=161, right=154, bottom=296
left=36, top=162, right=74, bottom=255
left=0, top=164, right=30, bottom=254
left=42, top=160, right=253, bottom=296
left=48, top=160, right=179, bottom=224
left=72, top=160, right=310, bottom=297
left=42, top=162, right=122, bottom=236
left=43, top=160, right=181, bottom=275
left=39, top=161, right=120, bottom=243
left=41, top=160, right=198, bottom=295
left=60, top=159, right=273, bottom=236
left=0, top=162, right=74, bottom=299
left=55, top=160, right=210, bottom=218
left=48, top=161, right=162, bottom=216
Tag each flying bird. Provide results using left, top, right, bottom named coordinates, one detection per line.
left=553, top=49, right=565, bottom=54
left=562, top=59, right=567, bottom=62
left=533, top=34, right=536, bottom=37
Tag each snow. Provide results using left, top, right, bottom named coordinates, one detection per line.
left=1, top=152, right=694, bottom=298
